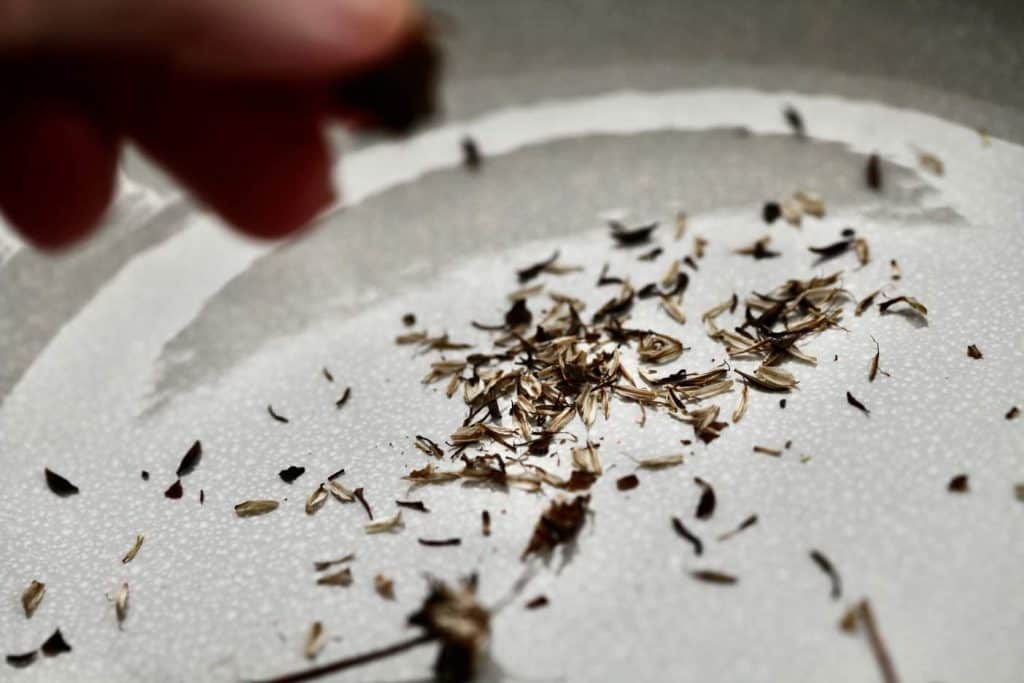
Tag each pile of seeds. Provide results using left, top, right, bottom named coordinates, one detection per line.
left=17, top=112, right=1020, bottom=683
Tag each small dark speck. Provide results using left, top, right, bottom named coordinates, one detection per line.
left=779, top=399, right=787, bottom=409
left=141, top=470, right=149, bottom=481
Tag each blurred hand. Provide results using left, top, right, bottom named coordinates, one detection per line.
left=0, top=0, right=416, bottom=249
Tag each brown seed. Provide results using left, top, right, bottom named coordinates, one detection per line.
left=304, top=622, right=326, bottom=660
left=313, top=554, right=355, bottom=572
left=966, top=344, right=983, bottom=359
left=616, top=474, right=639, bottom=491
left=21, top=580, right=45, bottom=618
left=690, top=570, right=737, bottom=585
left=234, top=500, right=278, bottom=517
left=1007, top=406, right=1020, bottom=420
left=115, top=582, right=129, bottom=626
left=365, top=511, right=404, bottom=534
left=374, top=574, right=395, bottom=600
left=317, top=567, right=353, bottom=587
left=753, top=445, right=782, bottom=457
left=164, top=479, right=183, bottom=499
left=122, top=535, right=144, bottom=564
left=481, top=510, right=491, bottom=536
left=947, top=474, right=969, bottom=493
left=306, top=484, right=328, bottom=515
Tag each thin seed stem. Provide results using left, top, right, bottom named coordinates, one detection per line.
left=249, top=633, right=436, bottom=683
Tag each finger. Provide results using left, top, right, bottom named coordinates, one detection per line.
left=0, top=102, right=118, bottom=250
left=126, top=81, right=334, bottom=239
left=2, top=0, right=417, bottom=80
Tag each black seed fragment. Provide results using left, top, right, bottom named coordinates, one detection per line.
left=164, top=479, right=183, bottom=499
left=40, top=629, right=71, bottom=656
left=176, top=440, right=202, bottom=477
left=267, top=405, right=289, bottom=423
left=672, top=517, right=703, bottom=556
left=762, top=202, right=781, bottom=224
left=809, top=549, right=842, bottom=600
left=279, top=466, right=306, bottom=484
left=44, top=468, right=79, bottom=497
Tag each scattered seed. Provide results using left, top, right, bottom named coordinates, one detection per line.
left=402, top=313, right=416, bottom=327
left=279, top=466, right=306, bottom=484
left=694, top=478, right=716, bottom=520
left=691, top=570, right=737, bottom=585
left=322, top=367, right=335, bottom=382
left=6, top=651, right=37, bottom=668
left=809, top=550, right=841, bottom=600
left=866, top=153, right=882, bottom=190
left=525, top=595, right=549, bottom=610
left=305, top=622, right=326, bottom=660
left=176, top=441, right=202, bottom=477
left=317, top=567, right=353, bottom=587
left=616, top=474, right=639, bottom=491
left=44, top=468, right=79, bottom=497
left=482, top=510, right=491, bottom=536
left=313, top=554, right=354, bottom=572
left=889, top=259, right=901, bottom=281
left=396, top=500, right=428, bottom=512
left=354, top=488, right=374, bottom=520
left=671, top=517, right=703, bottom=556
left=164, top=479, right=183, bottom=499
left=522, top=496, right=589, bottom=560
left=753, top=445, right=782, bottom=457
left=630, top=454, right=684, bottom=469
left=461, top=136, right=481, bottom=170
left=365, top=511, right=404, bottom=534
left=235, top=500, right=279, bottom=517
left=374, top=574, right=395, bottom=600
left=267, top=405, right=289, bottom=423
left=718, top=514, right=758, bottom=541
left=418, top=538, right=461, bottom=547
left=947, top=474, right=969, bottom=493
left=21, top=580, right=45, bottom=618
left=1007, top=406, right=1020, bottom=420
left=141, top=470, right=149, bottom=481
left=40, top=629, right=71, bottom=657
left=732, top=383, right=749, bottom=422
left=306, top=484, right=328, bottom=515
left=966, top=344, right=983, bottom=359
left=115, top=582, right=129, bottom=626
left=918, top=152, right=944, bottom=175
left=335, top=387, right=352, bottom=409
left=609, top=220, right=658, bottom=246
left=783, top=106, right=805, bottom=137
left=839, top=599, right=898, bottom=683
left=762, top=202, right=781, bottom=224
left=122, top=535, right=144, bottom=564
left=846, top=391, right=870, bottom=415
left=327, top=467, right=346, bottom=481
left=327, top=480, right=356, bottom=503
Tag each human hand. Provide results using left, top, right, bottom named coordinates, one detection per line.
left=0, top=0, right=418, bottom=249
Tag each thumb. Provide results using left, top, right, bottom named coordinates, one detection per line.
left=1, top=0, right=417, bottom=79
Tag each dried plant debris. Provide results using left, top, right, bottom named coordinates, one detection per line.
left=762, top=201, right=781, bottom=224
left=616, top=474, right=640, bottom=491
left=947, top=474, right=969, bottom=493
left=784, top=105, right=806, bottom=138
left=164, top=479, right=183, bottom=499
left=856, top=289, right=881, bottom=316
left=517, top=250, right=560, bottom=283
left=6, top=651, right=37, bottom=668
left=335, top=387, right=352, bottom=409
left=753, top=445, right=782, bottom=457
left=794, top=190, right=825, bottom=217
left=1007, top=406, right=1020, bottom=420
left=839, top=599, right=899, bottom=683
left=638, top=246, right=662, bottom=261
left=327, top=480, right=356, bottom=503
left=846, top=391, right=870, bottom=415
left=407, top=576, right=491, bottom=682
left=235, top=500, right=279, bottom=517
left=461, top=136, right=482, bottom=171
left=694, top=478, right=717, bottom=520
left=44, top=468, right=79, bottom=497
left=365, top=511, right=404, bottom=534
left=306, top=484, right=328, bottom=515
left=41, top=629, right=72, bottom=656
left=21, top=580, right=45, bottom=618
left=672, top=518, right=703, bottom=556
left=866, top=153, right=882, bottom=190
left=305, top=622, right=326, bottom=660
left=735, top=366, right=798, bottom=392
left=122, top=535, right=144, bottom=564
left=115, top=582, right=129, bottom=627
left=353, top=488, right=374, bottom=520
left=609, top=220, right=658, bottom=246
left=809, top=550, right=842, bottom=600
left=313, top=554, right=354, bottom=572
left=966, top=344, right=983, bottom=360
left=317, top=567, right=354, bottom=587
left=396, top=500, right=429, bottom=513
left=732, top=383, right=749, bottom=422
left=414, top=435, right=445, bottom=459
left=630, top=454, right=684, bottom=469
left=918, top=152, right=944, bottom=175
left=522, top=496, right=590, bottom=560
left=690, top=570, right=737, bottom=585
left=267, top=405, right=290, bottom=423
left=718, top=514, right=758, bottom=541
left=419, top=537, right=462, bottom=547
left=176, top=440, right=202, bottom=477
left=736, top=235, right=779, bottom=260
left=279, top=466, right=306, bottom=484
left=525, top=595, right=549, bottom=610
left=375, top=574, right=396, bottom=600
